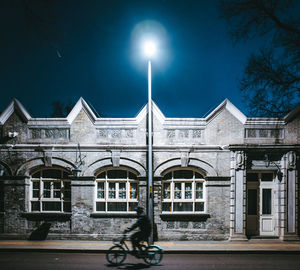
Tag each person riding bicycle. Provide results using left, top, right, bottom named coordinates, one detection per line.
left=124, top=206, right=152, bottom=256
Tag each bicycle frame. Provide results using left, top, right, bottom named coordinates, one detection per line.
left=106, top=234, right=163, bottom=265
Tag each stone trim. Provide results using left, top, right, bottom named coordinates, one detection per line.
left=90, top=213, right=137, bottom=218
left=21, top=212, right=72, bottom=221
left=160, top=213, right=210, bottom=222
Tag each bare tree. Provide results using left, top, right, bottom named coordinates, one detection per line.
left=219, top=0, right=300, bottom=117
left=50, top=101, right=74, bottom=118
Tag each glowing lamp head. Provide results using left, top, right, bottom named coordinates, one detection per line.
left=143, top=41, right=156, bottom=58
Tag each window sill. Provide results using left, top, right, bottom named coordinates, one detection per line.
left=21, top=212, right=72, bottom=221
left=160, top=213, right=210, bottom=221
left=90, top=212, right=137, bottom=218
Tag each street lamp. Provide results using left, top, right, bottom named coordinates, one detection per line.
left=143, top=40, right=156, bottom=244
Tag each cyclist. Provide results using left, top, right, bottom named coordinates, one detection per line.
left=124, top=206, right=152, bottom=256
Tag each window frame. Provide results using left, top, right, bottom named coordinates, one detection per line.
left=29, top=168, right=71, bottom=213
left=94, top=168, right=139, bottom=213
left=162, top=169, right=206, bottom=214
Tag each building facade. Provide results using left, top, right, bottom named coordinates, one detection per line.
left=0, top=98, right=299, bottom=241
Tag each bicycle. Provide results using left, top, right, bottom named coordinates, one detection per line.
left=106, top=234, right=163, bottom=265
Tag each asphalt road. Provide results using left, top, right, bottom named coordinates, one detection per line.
left=0, top=252, right=300, bottom=270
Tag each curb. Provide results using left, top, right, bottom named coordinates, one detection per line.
left=1, top=248, right=300, bottom=254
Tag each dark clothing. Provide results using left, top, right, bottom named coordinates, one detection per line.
left=130, top=231, right=148, bottom=251
left=128, top=213, right=152, bottom=236
left=127, top=212, right=152, bottom=251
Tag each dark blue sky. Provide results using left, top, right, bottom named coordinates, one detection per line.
left=0, top=0, right=263, bottom=118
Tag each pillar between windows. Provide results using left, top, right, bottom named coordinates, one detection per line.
left=281, top=151, right=300, bottom=241
left=230, top=151, right=248, bottom=241
left=70, top=176, right=95, bottom=234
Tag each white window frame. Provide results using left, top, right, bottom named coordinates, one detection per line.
left=95, top=168, right=138, bottom=213
left=30, top=168, right=71, bottom=213
left=162, top=169, right=206, bottom=213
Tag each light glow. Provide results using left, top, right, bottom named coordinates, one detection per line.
left=144, top=41, right=157, bottom=58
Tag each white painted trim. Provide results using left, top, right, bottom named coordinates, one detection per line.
left=0, top=99, right=31, bottom=124
left=66, top=97, right=98, bottom=124
left=206, top=99, right=247, bottom=124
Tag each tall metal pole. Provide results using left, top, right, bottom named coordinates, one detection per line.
left=147, top=60, right=153, bottom=244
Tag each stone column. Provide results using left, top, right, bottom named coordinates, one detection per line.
left=71, top=176, right=95, bottom=236
left=230, top=151, right=248, bottom=241
left=281, top=151, right=299, bottom=240
left=3, top=176, right=29, bottom=237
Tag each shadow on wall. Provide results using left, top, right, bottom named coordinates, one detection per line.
left=29, top=222, right=51, bottom=240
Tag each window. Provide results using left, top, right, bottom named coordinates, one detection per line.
left=95, top=168, right=138, bottom=213
left=162, top=169, right=206, bottom=213
left=30, top=168, right=71, bottom=212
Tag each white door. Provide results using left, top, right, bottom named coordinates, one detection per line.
left=259, top=173, right=275, bottom=236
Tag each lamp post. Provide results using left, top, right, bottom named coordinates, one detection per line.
left=144, top=41, right=156, bottom=244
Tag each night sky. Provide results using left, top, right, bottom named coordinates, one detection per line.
left=0, top=0, right=264, bottom=118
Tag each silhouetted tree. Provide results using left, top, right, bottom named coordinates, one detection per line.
left=50, top=101, right=74, bottom=117
left=219, top=0, right=300, bottom=117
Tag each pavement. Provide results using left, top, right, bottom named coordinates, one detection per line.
left=1, top=239, right=300, bottom=253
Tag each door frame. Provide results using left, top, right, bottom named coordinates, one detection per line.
left=246, top=171, right=276, bottom=237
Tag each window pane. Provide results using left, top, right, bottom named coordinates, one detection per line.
left=64, top=181, right=71, bottom=189
left=32, top=171, right=40, bottom=178
left=33, top=182, right=39, bottom=189
left=173, top=202, right=193, bottom=212
left=107, top=170, right=127, bottom=179
left=33, top=190, right=39, bottom=198
left=53, top=182, right=61, bottom=189
left=185, top=183, right=192, bottom=199
left=63, top=202, right=71, bottom=212
left=44, top=182, right=51, bottom=189
left=42, top=169, right=61, bottom=179
left=261, top=173, right=273, bottom=182
left=54, top=191, right=61, bottom=198
left=64, top=190, right=71, bottom=199
left=97, top=192, right=104, bottom=199
left=130, top=183, right=137, bottom=199
left=119, top=183, right=126, bottom=199
left=108, top=183, right=116, bottom=199
left=195, top=172, right=203, bottom=179
left=163, top=172, right=172, bottom=180
left=162, top=202, right=171, bottom=212
left=247, top=173, right=258, bottom=182
left=63, top=171, right=69, bottom=179
left=96, top=202, right=105, bottom=211
left=163, top=183, right=171, bottom=199
left=129, top=172, right=137, bottom=180
left=97, top=182, right=105, bottom=199
left=129, top=202, right=138, bottom=212
left=262, top=189, right=272, bottom=214
left=196, top=183, right=203, bottom=199
left=97, top=172, right=106, bottom=179
left=195, top=202, right=204, bottom=212
left=247, top=189, right=257, bottom=215
left=44, top=190, right=51, bottom=198
left=31, top=202, right=40, bottom=211
left=42, top=202, right=61, bottom=211
left=174, top=170, right=193, bottom=179
left=108, top=202, right=127, bottom=212
left=174, top=183, right=181, bottom=199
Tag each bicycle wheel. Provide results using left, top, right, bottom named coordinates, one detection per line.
left=106, top=245, right=127, bottom=265
left=143, top=245, right=163, bottom=265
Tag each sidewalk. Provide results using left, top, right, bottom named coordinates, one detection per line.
left=1, top=239, right=300, bottom=253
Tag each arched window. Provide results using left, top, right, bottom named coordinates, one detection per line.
left=95, top=168, right=138, bottom=213
left=30, top=168, right=71, bottom=212
left=162, top=169, right=206, bottom=213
